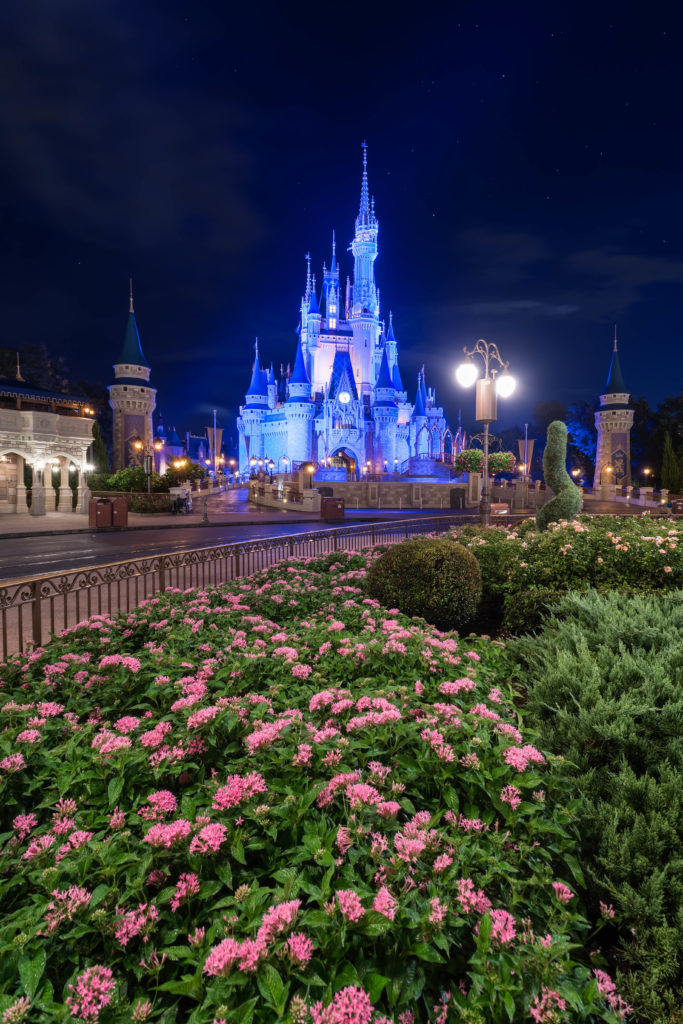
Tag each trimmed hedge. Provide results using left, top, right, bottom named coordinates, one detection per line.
left=508, top=589, right=683, bottom=1024
left=365, top=538, right=482, bottom=631
left=536, top=421, right=582, bottom=531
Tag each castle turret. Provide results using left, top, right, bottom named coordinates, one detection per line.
left=412, top=372, right=428, bottom=455
left=239, top=340, right=269, bottom=472
left=371, top=346, right=398, bottom=471
left=350, top=143, right=380, bottom=393
left=285, top=339, right=315, bottom=464
left=108, top=280, right=157, bottom=471
left=593, top=328, right=634, bottom=487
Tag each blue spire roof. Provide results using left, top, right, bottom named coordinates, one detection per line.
left=245, top=341, right=266, bottom=397
left=330, top=231, right=337, bottom=274
left=420, top=367, right=427, bottom=406
left=414, top=376, right=426, bottom=417
left=376, top=346, right=394, bottom=390
left=605, top=332, right=627, bottom=394
left=392, top=362, right=403, bottom=391
left=386, top=311, right=397, bottom=343
left=308, top=285, right=320, bottom=315
left=289, top=340, right=310, bottom=385
left=267, top=363, right=275, bottom=385
left=117, top=311, right=149, bottom=368
left=358, top=141, right=370, bottom=223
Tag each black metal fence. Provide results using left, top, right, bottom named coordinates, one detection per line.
left=1, top=514, right=515, bottom=660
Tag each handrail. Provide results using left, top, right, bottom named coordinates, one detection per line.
left=1, top=514, right=508, bottom=660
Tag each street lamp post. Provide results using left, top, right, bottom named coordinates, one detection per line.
left=456, top=339, right=516, bottom=526
left=278, top=455, right=290, bottom=473
left=305, top=463, right=314, bottom=490
left=134, top=437, right=163, bottom=495
left=268, top=459, right=275, bottom=483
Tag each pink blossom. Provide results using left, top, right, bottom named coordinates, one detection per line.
left=286, top=932, right=314, bottom=966
left=593, top=971, right=632, bottom=1017
left=336, top=826, right=353, bottom=855
left=65, top=965, right=115, bottom=1022
left=108, top=807, right=126, bottom=830
left=0, top=753, right=25, bottom=773
left=170, top=873, right=200, bottom=911
left=114, top=716, right=140, bottom=733
left=293, top=743, right=313, bottom=766
left=212, top=772, right=268, bottom=810
left=433, top=853, right=453, bottom=874
left=188, top=927, right=205, bottom=947
left=456, top=878, right=491, bottom=915
left=600, top=901, right=615, bottom=919
left=12, top=813, right=38, bottom=838
left=529, top=987, right=567, bottom=1023
left=139, top=790, right=178, bottom=820
left=115, top=903, right=159, bottom=946
left=429, top=896, right=447, bottom=925
left=203, top=938, right=241, bottom=976
left=190, top=822, right=228, bottom=853
left=311, top=986, right=374, bottom=1024
left=552, top=881, right=574, bottom=903
left=372, top=886, right=397, bottom=920
left=187, top=706, right=219, bottom=729
left=376, top=800, right=401, bottom=819
left=42, top=886, right=92, bottom=933
left=22, top=834, right=56, bottom=860
left=501, top=784, right=522, bottom=810
left=292, top=663, right=313, bottom=679
left=143, top=819, right=192, bottom=848
left=485, top=908, right=517, bottom=945
left=503, top=745, right=546, bottom=772
left=16, top=729, right=41, bottom=743
left=336, top=889, right=365, bottom=922
left=1, top=997, right=31, bottom=1023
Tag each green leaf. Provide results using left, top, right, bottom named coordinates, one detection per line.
left=334, top=962, right=361, bottom=990
left=215, top=861, right=233, bottom=889
left=504, top=992, right=516, bottom=1021
left=231, top=840, right=246, bottom=864
left=107, top=775, right=124, bottom=809
left=19, top=949, right=46, bottom=999
left=158, top=974, right=203, bottom=1000
left=232, top=997, right=258, bottom=1024
left=264, top=964, right=285, bottom=1007
left=90, top=884, right=110, bottom=908
left=410, top=942, right=445, bottom=963
left=365, top=972, right=390, bottom=1003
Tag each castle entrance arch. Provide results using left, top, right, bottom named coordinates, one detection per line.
left=329, top=447, right=360, bottom=481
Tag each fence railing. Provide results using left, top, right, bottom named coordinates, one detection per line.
left=1, top=514, right=518, bottom=661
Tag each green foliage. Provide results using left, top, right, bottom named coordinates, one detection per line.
left=365, top=538, right=482, bottom=630
left=87, top=465, right=170, bottom=493
left=455, top=514, right=683, bottom=633
left=91, top=421, right=110, bottom=474
left=164, top=461, right=207, bottom=487
left=536, top=421, right=583, bottom=531
left=508, top=589, right=683, bottom=1023
left=487, top=451, right=516, bottom=475
left=453, top=448, right=483, bottom=474
left=661, top=432, right=680, bottom=493
left=0, top=551, right=623, bottom=1023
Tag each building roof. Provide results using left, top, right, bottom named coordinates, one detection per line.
left=117, top=311, right=150, bottom=368
left=605, top=343, right=627, bottom=394
left=0, top=380, right=90, bottom=406
left=414, top=379, right=426, bottom=417
left=375, top=346, right=394, bottom=390
left=328, top=351, right=358, bottom=402
left=289, top=340, right=311, bottom=386
left=245, top=345, right=267, bottom=399
left=392, top=362, right=403, bottom=391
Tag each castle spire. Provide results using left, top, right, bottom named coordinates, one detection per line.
left=330, top=230, right=337, bottom=274
left=358, top=140, right=370, bottom=222
left=129, top=276, right=134, bottom=314
left=117, top=280, right=149, bottom=367
left=304, top=253, right=312, bottom=301
left=605, top=329, right=626, bottom=394
left=614, top=323, right=618, bottom=352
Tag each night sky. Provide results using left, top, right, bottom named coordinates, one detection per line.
left=1, top=1, right=681, bottom=443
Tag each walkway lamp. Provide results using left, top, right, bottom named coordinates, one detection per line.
left=305, top=463, right=314, bottom=489
left=268, top=459, right=275, bottom=482
left=455, top=338, right=516, bottom=526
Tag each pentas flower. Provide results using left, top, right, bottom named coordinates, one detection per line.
left=189, top=822, right=228, bottom=854
left=143, top=819, right=193, bottom=848
left=529, top=987, right=567, bottom=1022
left=108, top=807, right=126, bottom=830
left=311, top=986, right=374, bottom=1024
left=433, top=853, right=453, bottom=874
left=12, top=813, right=38, bottom=838
left=22, top=834, right=55, bottom=861
left=335, top=889, right=365, bottom=922
left=65, top=964, right=115, bottom=1022
left=138, top=790, right=178, bottom=820
left=501, top=785, right=522, bottom=810
left=170, top=873, right=200, bottom=911
left=0, top=753, right=25, bottom=773
left=456, top=878, right=491, bottom=915
left=131, top=1001, right=153, bottom=1022
left=503, top=745, right=546, bottom=773
left=485, top=908, right=517, bottom=945
left=114, top=716, right=140, bottom=733
left=42, top=886, right=92, bottom=933
left=98, top=654, right=141, bottom=673
left=372, top=886, right=397, bottom=920
left=285, top=932, right=314, bottom=967
left=439, top=678, right=476, bottom=695
left=114, top=903, right=159, bottom=946
left=593, top=970, right=632, bottom=1017
left=429, top=897, right=447, bottom=925
left=212, top=772, right=268, bottom=810
left=552, top=881, right=574, bottom=903
left=1, top=996, right=31, bottom=1023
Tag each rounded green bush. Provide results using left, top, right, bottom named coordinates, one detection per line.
left=365, top=537, right=482, bottom=630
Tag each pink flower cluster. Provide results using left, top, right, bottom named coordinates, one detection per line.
left=204, top=899, right=304, bottom=976
left=114, top=902, right=159, bottom=946
left=170, top=872, right=200, bottom=911
left=212, top=771, right=268, bottom=810
left=65, top=964, right=116, bottom=1022
left=503, top=744, right=546, bottom=773
left=311, top=986, right=374, bottom=1024
left=552, top=881, right=574, bottom=903
left=529, top=987, right=567, bottom=1023
left=42, top=885, right=92, bottom=933
left=189, top=822, right=228, bottom=853
left=593, top=970, right=632, bottom=1018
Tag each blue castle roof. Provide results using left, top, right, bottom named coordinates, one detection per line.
left=289, top=340, right=311, bottom=386
left=375, top=346, right=394, bottom=390
left=117, top=311, right=150, bottom=368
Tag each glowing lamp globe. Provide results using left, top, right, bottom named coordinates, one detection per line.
left=496, top=372, right=516, bottom=398
left=455, top=360, right=478, bottom=388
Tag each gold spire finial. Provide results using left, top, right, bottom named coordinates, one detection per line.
left=16, top=351, right=24, bottom=382
left=129, top=277, right=134, bottom=314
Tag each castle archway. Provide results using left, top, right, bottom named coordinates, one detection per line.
left=329, top=447, right=361, bottom=481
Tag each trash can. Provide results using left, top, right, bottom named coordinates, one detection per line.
left=111, top=496, right=129, bottom=527
left=90, top=498, right=112, bottom=528
left=321, top=497, right=345, bottom=521
left=672, top=499, right=683, bottom=514
left=450, top=488, right=465, bottom=509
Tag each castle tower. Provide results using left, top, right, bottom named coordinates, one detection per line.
left=593, top=329, right=634, bottom=487
left=108, top=281, right=157, bottom=471
left=350, top=143, right=380, bottom=394
left=284, top=339, right=315, bottom=464
left=239, top=340, right=269, bottom=470
left=371, top=345, right=398, bottom=471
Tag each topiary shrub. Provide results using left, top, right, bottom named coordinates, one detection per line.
left=365, top=537, right=481, bottom=630
left=536, top=420, right=583, bottom=531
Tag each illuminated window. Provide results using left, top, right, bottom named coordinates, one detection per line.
left=329, top=319, right=336, bottom=329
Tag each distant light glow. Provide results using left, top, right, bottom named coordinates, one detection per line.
left=455, top=360, right=478, bottom=387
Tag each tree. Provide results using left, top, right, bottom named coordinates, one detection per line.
left=532, top=401, right=568, bottom=437
left=565, top=401, right=597, bottom=479
left=92, top=422, right=110, bottom=474
left=661, top=433, right=680, bottom=494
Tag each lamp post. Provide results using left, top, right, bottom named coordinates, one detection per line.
left=455, top=339, right=516, bottom=526
left=268, top=459, right=275, bottom=483
left=305, top=463, right=314, bottom=489
left=278, top=455, right=290, bottom=473
left=134, top=436, right=163, bottom=495
left=600, top=464, right=613, bottom=485
left=250, top=457, right=256, bottom=478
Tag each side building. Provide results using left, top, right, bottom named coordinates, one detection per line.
left=237, top=148, right=458, bottom=479
left=109, top=283, right=156, bottom=471
left=593, top=330, right=633, bottom=487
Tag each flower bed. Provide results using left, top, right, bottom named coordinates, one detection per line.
left=0, top=551, right=627, bottom=1023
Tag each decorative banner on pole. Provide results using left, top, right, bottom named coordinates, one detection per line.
left=205, top=427, right=223, bottom=465
left=517, top=438, right=535, bottom=472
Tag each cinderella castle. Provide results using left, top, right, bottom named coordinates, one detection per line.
left=237, top=146, right=462, bottom=480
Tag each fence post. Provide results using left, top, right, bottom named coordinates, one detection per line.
left=371, top=526, right=376, bottom=545
left=333, top=530, right=338, bottom=552
left=234, top=550, right=241, bottom=579
left=405, top=521, right=409, bottom=538
left=289, top=538, right=294, bottom=557
left=31, top=580, right=42, bottom=649
left=158, top=558, right=166, bottom=593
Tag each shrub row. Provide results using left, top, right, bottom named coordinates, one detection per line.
left=508, top=589, right=683, bottom=1024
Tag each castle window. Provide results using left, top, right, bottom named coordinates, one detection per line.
left=123, top=387, right=128, bottom=391
left=329, top=318, right=336, bottom=329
